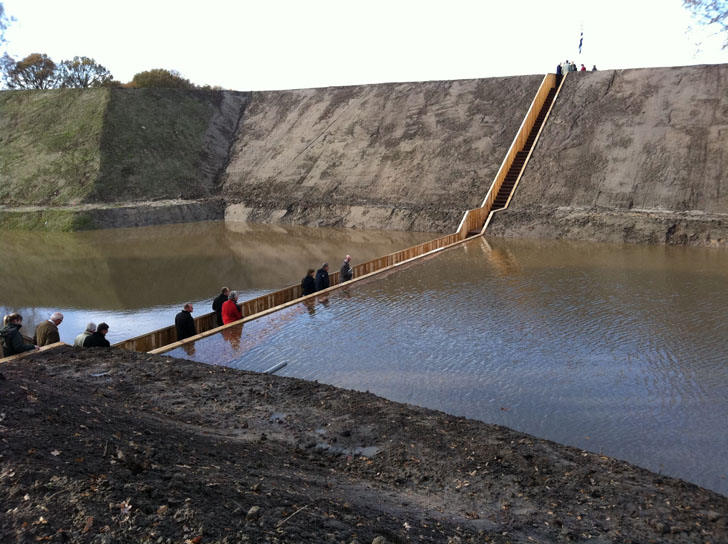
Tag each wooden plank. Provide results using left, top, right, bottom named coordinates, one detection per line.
left=0, top=342, right=67, bottom=364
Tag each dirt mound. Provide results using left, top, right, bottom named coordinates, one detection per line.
left=2, top=347, right=726, bottom=542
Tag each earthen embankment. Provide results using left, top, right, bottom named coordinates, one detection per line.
left=222, top=76, right=543, bottom=232
left=487, top=65, right=728, bottom=246
left=2, top=65, right=727, bottom=244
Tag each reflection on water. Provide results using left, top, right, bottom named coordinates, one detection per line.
left=167, top=237, right=728, bottom=496
left=0, top=221, right=434, bottom=344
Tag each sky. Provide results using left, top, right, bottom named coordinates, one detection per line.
left=1, top=0, right=726, bottom=91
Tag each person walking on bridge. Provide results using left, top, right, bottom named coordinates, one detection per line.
left=212, top=287, right=229, bottom=327
left=175, top=303, right=196, bottom=341
left=340, top=255, right=353, bottom=284
left=315, top=263, right=330, bottom=292
left=1, top=313, right=37, bottom=357
left=222, top=291, right=243, bottom=325
left=33, top=312, right=63, bottom=347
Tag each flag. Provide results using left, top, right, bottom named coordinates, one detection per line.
left=579, top=31, right=583, bottom=54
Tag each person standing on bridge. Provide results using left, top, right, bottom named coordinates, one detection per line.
left=1, top=313, right=37, bottom=357
left=340, top=255, right=353, bottom=284
left=212, top=286, right=229, bottom=326
left=301, top=269, right=316, bottom=296
left=222, top=291, right=243, bottom=324
left=175, top=303, right=196, bottom=341
left=74, top=322, right=96, bottom=347
left=315, top=263, right=330, bottom=292
left=33, top=312, right=63, bottom=347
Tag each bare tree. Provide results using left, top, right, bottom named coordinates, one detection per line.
left=684, top=0, right=728, bottom=48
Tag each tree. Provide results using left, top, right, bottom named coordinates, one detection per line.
left=2, top=53, right=59, bottom=89
left=129, top=68, right=194, bottom=89
left=684, top=0, right=728, bottom=48
left=57, top=56, right=112, bottom=88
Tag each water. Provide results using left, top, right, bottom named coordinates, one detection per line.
left=166, top=237, right=728, bottom=496
left=0, top=221, right=435, bottom=344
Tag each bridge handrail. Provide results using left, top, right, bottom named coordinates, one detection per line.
left=113, top=230, right=463, bottom=352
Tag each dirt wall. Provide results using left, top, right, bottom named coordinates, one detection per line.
left=487, top=64, right=728, bottom=247
left=222, top=76, right=544, bottom=233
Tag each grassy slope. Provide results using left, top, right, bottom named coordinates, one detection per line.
left=0, top=89, right=108, bottom=206
left=91, top=88, right=219, bottom=202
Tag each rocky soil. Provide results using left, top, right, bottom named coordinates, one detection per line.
left=2, top=347, right=727, bottom=543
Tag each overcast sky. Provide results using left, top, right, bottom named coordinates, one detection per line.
left=2, top=0, right=726, bottom=91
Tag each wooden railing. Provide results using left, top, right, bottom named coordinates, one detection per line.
left=115, top=230, right=464, bottom=353
left=479, top=73, right=557, bottom=215
left=0, top=342, right=66, bottom=364
left=483, top=72, right=567, bottom=231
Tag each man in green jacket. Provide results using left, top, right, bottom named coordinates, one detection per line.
left=33, top=312, right=63, bottom=346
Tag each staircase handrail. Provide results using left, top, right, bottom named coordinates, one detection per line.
left=479, top=73, right=557, bottom=213
left=482, top=72, right=567, bottom=232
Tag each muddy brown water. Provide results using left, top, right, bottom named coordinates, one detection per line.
left=165, top=236, right=728, bottom=497
left=3, top=224, right=727, bottom=497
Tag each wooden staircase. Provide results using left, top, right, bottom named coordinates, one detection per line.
left=490, top=86, right=557, bottom=211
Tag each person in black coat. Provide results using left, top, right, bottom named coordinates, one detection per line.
left=212, top=287, right=229, bottom=326
left=301, top=269, right=316, bottom=296
left=340, top=255, right=353, bottom=283
left=83, top=323, right=111, bottom=348
left=1, top=313, right=36, bottom=357
left=175, top=303, right=196, bottom=341
left=314, top=263, right=330, bottom=292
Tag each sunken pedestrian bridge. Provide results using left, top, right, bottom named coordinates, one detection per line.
left=107, top=74, right=563, bottom=357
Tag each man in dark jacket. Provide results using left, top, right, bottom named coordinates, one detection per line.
left=175, top=303, right=196, bottom=341
left=212, top=287, right=229, bottom=326
left=314, top=263, right=330, bottom=292
left=340, top=255, right=353, bottom=283
left=1, top=313, right=37, bottom=357
left=83, top=323, right=111, bottom=348
left=301, top=269, right=315, bottom=296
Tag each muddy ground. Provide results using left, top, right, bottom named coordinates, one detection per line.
left=1, top=347, right=726, bottom=543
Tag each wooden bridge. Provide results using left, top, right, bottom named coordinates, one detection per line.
left=1, top=73, right=566, bottom=363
